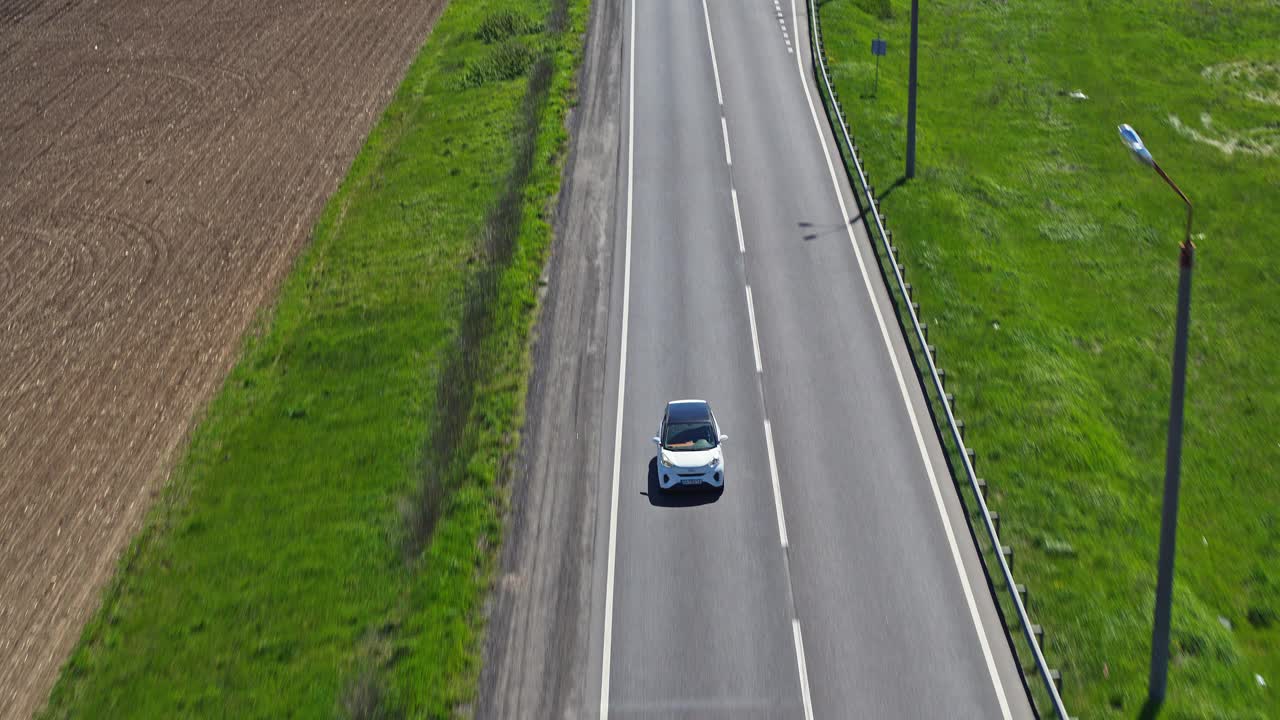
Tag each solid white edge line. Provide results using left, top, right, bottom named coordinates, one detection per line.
left=792, top=620, right=816, bottom=720
left=744, top=286, right=763, bottom=373
left=700, top=0, right=724, bottom=106
left=599, top=0, right=636, bottom=717
left=721, top=115, right=732, bottom=166
left=762, top=420, right=788, bottom=548
left=731, top=188, right=746, bottom=254
left=789, top=1, right=1012, bottom=716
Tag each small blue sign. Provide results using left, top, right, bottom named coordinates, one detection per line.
left=871, top=38, right=887, bottom=56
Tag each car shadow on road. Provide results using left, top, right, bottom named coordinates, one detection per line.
left=641, top=457, right=721, bottom=508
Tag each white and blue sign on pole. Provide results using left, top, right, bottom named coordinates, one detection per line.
left=871, top=38, right=886, bottom=96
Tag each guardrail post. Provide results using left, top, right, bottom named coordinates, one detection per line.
left=946, top=392, right=955, bottom=406
left=1016, top=583, right=1028, bottom=607
left=1050, top=669, right=1063, bottom=694
left=990, top=511, right=1000, bottom=535
left=967, top=448, right=977, bottom=471
left=938, top=368, right=946, bottom=388
left=1001, top=545, right=1014, bottom=571
left=956, top=419, right=965, bottom=439
left=1032, top=623, right=1045, bottom=651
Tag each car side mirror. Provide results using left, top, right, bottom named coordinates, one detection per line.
left=651, top=436, right=661, bottom=445
left=719, top=434, right=729, bottom=443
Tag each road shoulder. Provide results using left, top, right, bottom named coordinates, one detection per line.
left=476, top=0, right=625, bottom=715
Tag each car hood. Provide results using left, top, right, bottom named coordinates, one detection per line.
left=663, top=447, right=720, bottom=468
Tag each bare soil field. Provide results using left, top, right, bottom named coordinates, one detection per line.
left=0, top=1, right=444, bottom=716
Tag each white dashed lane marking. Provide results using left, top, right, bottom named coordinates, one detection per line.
left=731, top=188, right=745, bottom=254
left=721, top=116, right=733, bottom=165
left=773, top=0, right=793, bottom=53
left=745, top=285, right=763, bottom=373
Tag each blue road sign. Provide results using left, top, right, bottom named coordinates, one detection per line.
left=872, top=38, right=887, bottom=56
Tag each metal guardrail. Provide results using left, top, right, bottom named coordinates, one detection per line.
left=801, top=2, right=1071, bottom=717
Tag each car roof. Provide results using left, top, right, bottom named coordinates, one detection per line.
left=666, top=399, right=711, bottom=423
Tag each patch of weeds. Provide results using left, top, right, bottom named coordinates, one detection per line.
left=340, top=667, right=401, bottom=720
left=1035, top=536, right=1077, bottom=558
left=399, top=470, right=447, bottom=562
left=854, top=0, right=894, bottom=19
left=1037, top=218, right=1102, bottom=243
left=1247, top=605, right=1276, bottom=629
left=475, top=10, right=540, bottom=44
left=1245, top=564, right=1278, bottom=629
left=459, top=40, right=537, bottom=89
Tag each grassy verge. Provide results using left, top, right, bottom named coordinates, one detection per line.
left=40, top=0, right=589, bottom=716
left=816, top=0, right=1278, bottom=717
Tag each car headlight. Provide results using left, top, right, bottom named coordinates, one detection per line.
left=709, top=457, right=720, bottom=468
left=660, top=453, right=674, bottom=468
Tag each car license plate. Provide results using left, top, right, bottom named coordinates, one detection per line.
left=681, top=476, right=701, bottom=485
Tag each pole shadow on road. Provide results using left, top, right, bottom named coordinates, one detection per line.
left=799, top=175, right=907, bottom=241
left=642, top=457, right=721, bottom=508
left=799, top=217, right=859, bottom=241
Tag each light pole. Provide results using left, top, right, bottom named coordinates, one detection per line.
left=905, top=0, right=919, bottom=178
left=1118, top=123, right=1194, bottom=707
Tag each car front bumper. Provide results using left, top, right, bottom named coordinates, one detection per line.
left=658, top=465, right=724, bottom=490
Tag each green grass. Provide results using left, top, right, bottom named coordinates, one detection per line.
left=815, top=0, right=1279, bottom=716
left=39, top=0, right=588, bottom=716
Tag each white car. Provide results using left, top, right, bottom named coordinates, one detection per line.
left=651, top=399, right=727, bottom=491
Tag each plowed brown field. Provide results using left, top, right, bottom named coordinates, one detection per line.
left=0, top=1, right=444, bottom=716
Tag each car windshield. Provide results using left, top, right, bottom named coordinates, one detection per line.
left=663, top=421, right=717, bottom=451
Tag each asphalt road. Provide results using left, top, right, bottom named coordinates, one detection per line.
left=591, top=0, right=1037, bottom=717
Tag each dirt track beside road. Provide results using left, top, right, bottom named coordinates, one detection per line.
left=475, top=0, right=624, bottom=714
left=0, top=1, right=443, bottom=716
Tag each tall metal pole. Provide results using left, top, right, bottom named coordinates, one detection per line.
left=1148, top=162, right=1194, bottom=705
left=905, top=0, right=919, bottom=179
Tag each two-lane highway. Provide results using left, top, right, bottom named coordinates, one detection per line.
left=593, top=0, right=1035, bottom=717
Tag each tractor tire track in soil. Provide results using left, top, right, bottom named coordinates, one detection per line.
left=0, top=1, right=446, bottom=716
